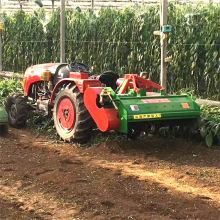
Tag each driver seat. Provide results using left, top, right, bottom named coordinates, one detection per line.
left=98, top=71, right=119, bottom=90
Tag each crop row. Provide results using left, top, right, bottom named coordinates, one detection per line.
left=2, top=4, right=220, bottom=100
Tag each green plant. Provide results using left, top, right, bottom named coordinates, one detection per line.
left=2, top=4, right=219, bottom=100
left=27, top=111, right=55, bottom=135
left=175, top=88, right=197, bottom=100
left=0, top=78, right=23, bottom=106
left=90, top=130, right=128, bottom=146
left=2, top=10, right=49, bottom=72
left=200, top=105, right=220, bottom=147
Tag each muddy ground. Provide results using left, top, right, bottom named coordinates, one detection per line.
left=0, top=128, right=220, bottom=220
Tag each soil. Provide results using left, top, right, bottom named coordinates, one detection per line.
left=0, top=128, right=220, bottom=220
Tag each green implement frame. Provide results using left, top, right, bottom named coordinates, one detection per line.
left=0, top=106, right=8, bottom=126
left=106, top=88, right=200, bottom=134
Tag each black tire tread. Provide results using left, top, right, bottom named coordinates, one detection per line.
left=53, top=84, right=93, bottom=142
left=6, top=94, right=28, bottom=128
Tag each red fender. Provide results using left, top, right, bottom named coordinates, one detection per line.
left=84, top=87, right=120, bottom=132
left=50, top=78, right=102, bottom=105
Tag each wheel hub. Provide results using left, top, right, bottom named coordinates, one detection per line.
left=58, top=98, right=75, bottom=130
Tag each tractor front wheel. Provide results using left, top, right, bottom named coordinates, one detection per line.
left=6, top=95, right=28, bottom=128
left=53, top=84, right=93, bottom=142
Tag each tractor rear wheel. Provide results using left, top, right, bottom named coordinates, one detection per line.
left=53, top=84, right=93, bottom=142
left=6, top=95, right=28, bottom=128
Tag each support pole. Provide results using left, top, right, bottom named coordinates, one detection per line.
left=160, top=0, right=168, bottom=90
left=52, top=0, right=55, bottom=13
left=60, top=0, right=65, bottom=63
left=0, top=31, right=2, bottom=72
left=91, top=0, right=94, bottom=10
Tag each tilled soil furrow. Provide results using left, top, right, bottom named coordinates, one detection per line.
left=0, top=128, right=220, bottom=220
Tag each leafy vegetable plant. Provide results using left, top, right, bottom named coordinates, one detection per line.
left=0, top=78, right=23, bottom=106
left=200, top=105, right=220, bottom=147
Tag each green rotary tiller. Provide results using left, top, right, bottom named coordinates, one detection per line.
left=84, top=73, right=200, bottom=136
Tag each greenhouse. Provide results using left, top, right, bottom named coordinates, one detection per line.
left=0, top=1, right=219, bottom=219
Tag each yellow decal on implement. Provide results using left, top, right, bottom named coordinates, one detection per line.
left=134, top=114, right=162, bottom=120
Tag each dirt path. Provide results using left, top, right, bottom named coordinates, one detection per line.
left=0, top=128, right=220, bottom=220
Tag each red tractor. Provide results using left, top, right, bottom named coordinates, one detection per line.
left=6, top=62, right=200, bottom=142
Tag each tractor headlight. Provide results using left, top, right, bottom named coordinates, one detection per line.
left=41, top=71, right=51, bottom=81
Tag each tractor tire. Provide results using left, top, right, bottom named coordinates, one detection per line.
left=53, top=84, right=93, bottom=142
left=6, top=94, right=28, bottom=128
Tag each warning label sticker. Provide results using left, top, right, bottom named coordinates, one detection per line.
left=141, top=99, right=171, bottom=104
left=134, top=114, right=162, bottom=120
left=181, top=103, right=190, bottom=109
left=130, top=105, right=139, bottom=111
